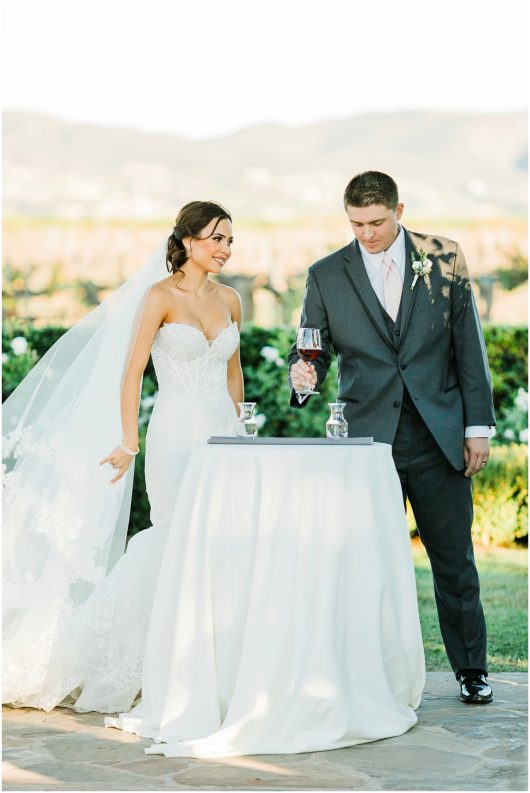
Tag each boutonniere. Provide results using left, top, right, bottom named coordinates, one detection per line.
left=410, top=249, right=433, bottom=291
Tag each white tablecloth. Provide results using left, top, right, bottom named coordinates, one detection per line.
left=108, top=442, right=425, bottom=757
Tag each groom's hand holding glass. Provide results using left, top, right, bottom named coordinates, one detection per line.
left=291, top=327, right=321, bottom=396
left=289, top=327, right=322, bottom=397
left=290, top=358, right=318, bottom=394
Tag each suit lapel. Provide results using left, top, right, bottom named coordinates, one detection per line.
left=398, top=229, right=420, bottom=343
left=343, top=241, right=395, bottom=352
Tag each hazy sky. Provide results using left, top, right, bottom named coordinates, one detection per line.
left=3, top=0, right=527, bottom=139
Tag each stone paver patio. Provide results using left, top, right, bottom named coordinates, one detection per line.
left=2, top=673, right=527, bottom=791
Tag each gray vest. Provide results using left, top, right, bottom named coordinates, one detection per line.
left=378, top=297, right=403, bottom=353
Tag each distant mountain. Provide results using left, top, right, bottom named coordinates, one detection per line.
left=3, top=110, right=527, bottom=219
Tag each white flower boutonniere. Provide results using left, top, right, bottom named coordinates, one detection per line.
left=410, top=249, right=433, bottom=291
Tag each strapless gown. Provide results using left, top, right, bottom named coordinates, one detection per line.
left=3, top=322, right=239, bottom=713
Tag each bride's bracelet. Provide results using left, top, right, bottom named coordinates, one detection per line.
left=120, top=443, right=140, bottom=457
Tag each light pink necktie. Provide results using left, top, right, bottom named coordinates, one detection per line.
left=383, top=251, right=402, bottom=322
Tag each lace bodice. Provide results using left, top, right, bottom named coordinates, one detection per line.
left=145, top=321, right=239, bottom=528
left=151, top=322, right=239, bottom=397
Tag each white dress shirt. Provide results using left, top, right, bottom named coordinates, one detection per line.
left=359, top=225, right=407, bottom=311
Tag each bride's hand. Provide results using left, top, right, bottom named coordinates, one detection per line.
left=99, top=447, right=133, bottom=484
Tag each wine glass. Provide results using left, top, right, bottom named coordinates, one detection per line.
left=295, top=327, right=321, bottom=395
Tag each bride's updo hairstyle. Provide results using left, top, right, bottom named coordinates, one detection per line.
left=166, top=200, right=232, bottom=280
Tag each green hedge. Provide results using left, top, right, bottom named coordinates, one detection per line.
left=3, top=322, right=528, bottom=544
left=472, top=444, right=528, bottom=545
left=5, top=323, right=526, bottom=435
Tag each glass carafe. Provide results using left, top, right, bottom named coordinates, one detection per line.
left=326, top=402, right=348, bottom=439
left=237, top=402, right=258, bottom=438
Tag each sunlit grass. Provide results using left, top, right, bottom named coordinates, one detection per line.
left=413, top=540, right=528, bottom=672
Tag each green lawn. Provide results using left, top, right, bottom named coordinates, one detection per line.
left=412, top=540, right=528, bottom=672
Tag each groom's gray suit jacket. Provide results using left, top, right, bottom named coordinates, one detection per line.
left=289, top=228, right=496, bottom=470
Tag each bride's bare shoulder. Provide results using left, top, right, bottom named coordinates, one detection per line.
left=150, top=276, right=174, bottom=293
left=216, top=282, right=242, bottom=322
left=140, top=278, right=175, bottom=320
left=144, top=277, right=175, bottom=303
left=217, top=282, right=242, bottom=306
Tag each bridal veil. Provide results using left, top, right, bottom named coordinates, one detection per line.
left=3, top=242, right=167, bottom=707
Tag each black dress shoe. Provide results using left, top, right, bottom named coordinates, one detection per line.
left=458, top=671, right=493, bottom=704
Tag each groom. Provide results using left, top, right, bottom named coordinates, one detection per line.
left=288, top=171, right=496, bottom=704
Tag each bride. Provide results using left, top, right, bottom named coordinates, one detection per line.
left=3, top=200, right=243, bottom=713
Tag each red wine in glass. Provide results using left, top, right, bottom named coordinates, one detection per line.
left=296, top=328, right=322, bottom=394
left=298, top=348, right=321, bottom=363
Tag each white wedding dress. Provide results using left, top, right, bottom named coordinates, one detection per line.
left=2, top=320, right=240, bottom=713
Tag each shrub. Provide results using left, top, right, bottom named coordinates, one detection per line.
left=493, top=250, right=528, bottom=291
left=2, top=322, right=66, bottom=401
left=472, top=444, right=528, bottom=546
left=483, top=325, right=528, bottom=433
left=2, top=348, right=39, bottom=400
left=128, top=373, right=158, bottom=538
left=3, top=322, right=528, bottom=543
left=129, top=435, right=150, bottom=539
left=494, top=387, right=528, bottom=445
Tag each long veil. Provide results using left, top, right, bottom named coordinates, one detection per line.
left=2, top=242, right=168, bottom=707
